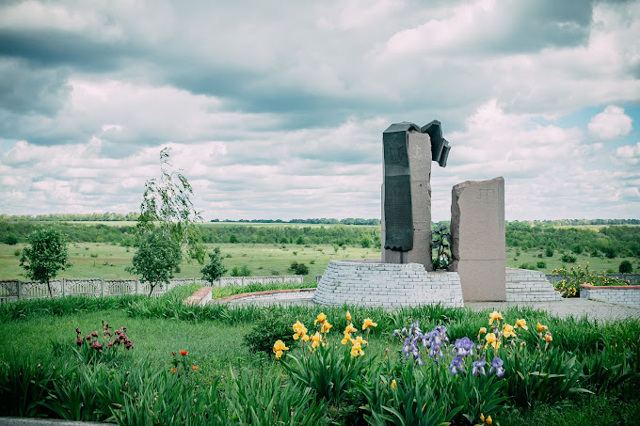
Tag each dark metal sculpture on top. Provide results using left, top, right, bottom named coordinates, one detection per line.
left=383, top=120, right=450, bottom=252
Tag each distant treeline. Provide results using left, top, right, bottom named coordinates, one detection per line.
left=506, top=222, right=640, bottom=258
left=1, top=220, right=639, bottom=258
left=212, top=218, right=381, bottom=225
left=516, top=219, right=640, bottom=226
left=2, top=214, right=380, bottom=226
left=0, top=222, right=381, bottom=247
left=0, top=213, right=140, bottom=222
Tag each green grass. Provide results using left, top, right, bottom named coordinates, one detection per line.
left=1, top=292, right=639, bottom=425
left=0, top=242, right=380, bottom=282
left=506, top=247, right=640, bottom=275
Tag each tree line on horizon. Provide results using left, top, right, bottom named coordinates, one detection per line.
left=4, top=214, right=638, bottom=227
left=1, top=220, right=639, bottom=258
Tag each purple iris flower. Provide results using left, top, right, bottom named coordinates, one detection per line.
left=453, top=337, right=475, bottom=357
left=490, top=357, right=505, bottom=377
left=449, top=356, right=464, bottom=375
left=472, top=358, right=486, bottom=376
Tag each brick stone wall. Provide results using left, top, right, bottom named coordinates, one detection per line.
left=506, top=268, right=562, bottom=302
left=580, top=284, right=640, bottom=308
left=312, top=260, right=464, bottom=308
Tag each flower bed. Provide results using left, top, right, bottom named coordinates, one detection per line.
left=553, top=263, right=630, bottom=298
left=579, top=284, right=640, bottom=308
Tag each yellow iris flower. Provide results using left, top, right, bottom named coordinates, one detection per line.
left=350, top=341, right=364, bottom=357
left=362, top=318, right=378, bottom=330
left=346, top=311, right=352, bottom=322
left=341, top=332, right=352, bottom=345
left=321, top=322, right=333, bottom=334
left=293, top=321, right=309, bottom=341
left=345, top=323, right=358, bottom=334
left=310, top=332, right=322, bottom=349
left=503, top=323, right=516, bottom=338
left=273, top=340, right=289, bottom=360
left=485, top=332, right=500, bottom=349
left=515, top=318, right=528, bottom=330
left=488, top=311, right=503, bottom=324
left=314, top=312, right=327, bottom=325
left=544, top=332, right=553, bottom=342
left=390, top=379, right=397, bottom=390
left=355, top=335, right=368, bottom=345
left=478, top=327, right=487, bottom=335
left=536, top=322, right=548, bottom=333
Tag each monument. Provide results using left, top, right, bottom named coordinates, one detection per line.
left=313, top=120, right=463, bottom=308
left=450, top=177, right=506, bottom=301
left=381, top=121, right=450, bottom=270
left=313, top=119, right=559, bottom=307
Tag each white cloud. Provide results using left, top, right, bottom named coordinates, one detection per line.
left=616, top=141, right=640, bottom=165
left=588, top=105, right=633, bottom=140
left=1, top=0, right=639, bottom=220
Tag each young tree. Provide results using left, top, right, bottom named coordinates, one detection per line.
left=201, top=247, right=228, bottom=284
left=136, top=147, right=205, bottom=263
left=129, top=148, right=206, bottom=295
left=127, top=231, right=182, bottom=296
left=20, top=229, right=70, bottom=297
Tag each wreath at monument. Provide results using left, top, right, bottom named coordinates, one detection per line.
left=432, top=224, right=451, bottom=271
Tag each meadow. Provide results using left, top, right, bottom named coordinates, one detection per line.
left=1, top=285, right=639, bottom=425
left=2, top=240, right=638, bottom=284
left=0, top=242, right=377, bottom=282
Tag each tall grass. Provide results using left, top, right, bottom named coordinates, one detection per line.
left=1, top=293, right=639, bottom=424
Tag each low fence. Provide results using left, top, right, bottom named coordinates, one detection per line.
left=0, top=275, right=304, bottom=305
left=546, top=274, right=640, bottom=285
left=580, top=284, right=640, bottom=308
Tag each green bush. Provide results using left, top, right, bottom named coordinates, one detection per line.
left=619, top=260, right=633, bottom=274
left=243, top=314, right=296, bottom=355
left=561, top=254, right=577, bottom=263
left=537, top=261, right=547, bottom=269
left=288, top=261, right=309, bottom=275
left=519, top=263, right=537, bottom=270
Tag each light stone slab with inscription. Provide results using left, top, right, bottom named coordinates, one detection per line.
left=450, top=177, right=506, bottom=301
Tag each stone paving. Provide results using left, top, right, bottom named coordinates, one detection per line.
left=222, top=289, right=640, bottom=322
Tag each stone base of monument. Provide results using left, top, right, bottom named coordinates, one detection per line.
left=312, top=260, right=465, bottom=308
left=505, top=268, right=562, bottom=302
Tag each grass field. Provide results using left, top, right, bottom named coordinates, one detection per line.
left=2, top=240, right=638, bottom=282
left=1, top=288, right=639, bottom=425
left=0, top=243, right=380, bottom=282
left=506, top=247, right=640, bottom=274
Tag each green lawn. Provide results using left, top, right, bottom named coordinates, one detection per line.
left=3, top=241, right=637, bottom=283
left=506, top=247, right=640, bottom=274
left=1, top=290, right=639, bottom=425
left=0, top=243, right=380, bottom=282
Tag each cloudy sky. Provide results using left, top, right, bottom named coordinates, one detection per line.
left=1, top=0, right=639, bottom=221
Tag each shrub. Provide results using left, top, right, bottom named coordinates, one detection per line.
left=3, top=234, right=19, bottom=245
left=361, top=237, right=372, bottom=248
left=288, top=261, right=309, bottom=275
left=13, top=248, right=21, bottom=257
left=561, top=254, right=577, bottom=263
left=572, top=245, right=583, bottom=255
left=519, top=263, right=537, bottom=270
left=619, top=260, right=633, bottom=274
left=230, top=265, right=252, bottom=277
left=545, top=247, right=554, bottom=257
left=244, top=314, right=296, bottom=355
left=536, top=261, right=547, bottom=269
